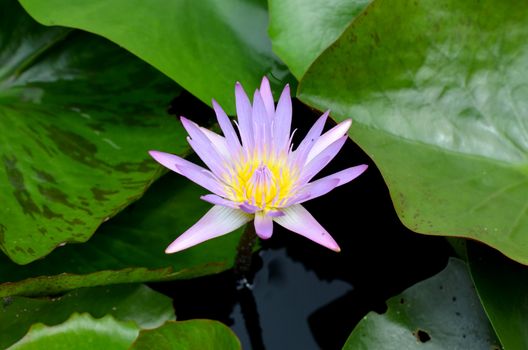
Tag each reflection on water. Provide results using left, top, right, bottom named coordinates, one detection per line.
left=231, top=247, right=353, bottom=350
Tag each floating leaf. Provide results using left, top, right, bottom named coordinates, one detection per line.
left=299, top=0, right=528, bottom=263
left=268, top=0, right=371, bottom=78
left=19, top=0, right=293, bottom=113
left=130, top=320, right=241, bottom=350
left=468, top=242, right=528, bottom=350
left=0, top=284, right=174, bottom=349
left=8, top=313, right=138, bottom=350
left=0, top=174, right=243, bottom=297
left=343, top=258, right=500, bottom=349
left=0, top=0, right=187, bottom=264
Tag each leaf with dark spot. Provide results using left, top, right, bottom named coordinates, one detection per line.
left=0, top=0, right=189, bottom=264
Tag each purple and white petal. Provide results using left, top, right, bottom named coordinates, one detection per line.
left=292, top=111, right=329, bottom=167
left=201, top=194, right=239, bottom=209
left=273, top=204, right=340, bottom=252
left=298, top=135, right=348, bottom=184
left=287, top=178, right=340, bottom=206
left=165, top=205, right=251, bottom=253
left=212, top=99, right=241, bottom=150
left=181, top=117, right=227, bottom=176
left=235, top=82, right=254, bottom=148
left=252, top=91, right=272, bottom=155
left=287, top=164, right=368, bottom=205
left=240, top=202, right=259, bottom=214
left=273, top=84, right=291, bottom=151
left=199, top=127, right=230, bottom=159
left=267, top=209, right=285, bottom=217
left=254, top=211, right=273, bottom=239
left=307, top=119, right=351, bottom=163
left=148, top=151, right=225, bottom=196
left=259, top=77, right=275, bottom=119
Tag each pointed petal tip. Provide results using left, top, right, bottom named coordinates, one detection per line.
left=164, top=241, right=181, bottom=254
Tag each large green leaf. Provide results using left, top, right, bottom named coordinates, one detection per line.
left=0, top=174, right=243, bottom=297
left=268, top=0, right=371, bottom=79
left=0, top=284, right=174, bottom=349
left=343, top=258, right=500, bottom=349
left=468, top=242, right=528, bottom=350
left=8, top=313, right=138, bottom=350
left=130, top=320, right=241, bottom=350
left=18, top=0, right=292, bottom=114
left=299, top=0, right=528, bottom=263
left=0, top=0, right=187, bottom=264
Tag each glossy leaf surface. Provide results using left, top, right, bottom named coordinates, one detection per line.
left=131, top=320, right=241, bottom=350
left=0, top=0, right=186, bottom=264
left=19, top=0, right=292, bottom=113
left=0, top=284, right=174, bottom=349
left=468, top=242, right=528, bottom=350
left=8, top=313, right=138, bottom=350
left=0, top=175, right=243, bottom=297
left=344, top=258, right=500, bottom=349
left=300, top=0, right=528, bottom=263
left=268, top=0, right=371, bottom=78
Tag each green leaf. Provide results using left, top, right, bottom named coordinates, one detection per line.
left=299, top=0, right=528, bottom=263
left=468, top=242, right=528, bottom=350
left=0, top=0, right=187, bottom=264
left=268, top=0, right=371, bottom=79
left=0, top=174, right=243, bottom=297
left=0, top=284, right=174, bottom=349
left=130, top=320, right=241, bottom=350
left=18, top=0, right=293, bottom=114
left=8, top=313, right=138, bottom=350
left=343, top=258, right=500, bottom=350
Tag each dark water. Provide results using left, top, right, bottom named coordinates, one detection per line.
left=152, top=95, right=453, bottom=349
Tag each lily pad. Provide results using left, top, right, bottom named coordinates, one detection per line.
left=8, top=313, right=138, bottom=350
left=18, top=0, right=292, bottom=114
left=0, top=174, right=243, bottom=297
left=468, top=242, right=528, bottom=350
left=268, top=0, right=371, bottom=78
left=299, top=0, right=528, bottom=264
left=0, top=0, right=187, bottom=264
left=130, top=320, right=241, bottom=350
left=0, top=284, right=174, bottom=349
left=343, top=258, right=500, bottom=349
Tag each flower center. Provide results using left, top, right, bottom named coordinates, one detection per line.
left=225, top=155, right=298, bottom=210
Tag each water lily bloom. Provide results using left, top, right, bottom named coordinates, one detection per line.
left=149, top=77, right=367, bottom=253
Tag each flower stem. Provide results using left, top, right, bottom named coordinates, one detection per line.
left=234, top=223, right=258, bottom=281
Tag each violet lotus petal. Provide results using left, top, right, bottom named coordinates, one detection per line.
left=273, top=84, right=291, bottom=150
left=273, top=204, right=340, bottom=252
left=293, top=111, right=329, bottom=167
left=199, top=126, right=230, bottom=159
left=235, top=82, right=254, bottom=148
left=252, top=90, right=272, bottom=155
left=255, top=211, right=273, bottom=239
left=165, top=205, right=251, bottom=253
left=289, top=164, right=368, bottom=205
left=307, top=119, right=351, bottom=163
left=287, top=178, right=340, bottom=206
left=181, top=117, right=226, bottom=176
left=212, top=99, right=241, bottom=150
left=299, top=135, right=348, bottom=184
left=259, top=76, right=275, bottom=119
left=148, top=151, right=225, bottom=196
left=240, top=202, right=259, bottom=214
left=267, top=209, right=285, bottom=217
left=200, top=194, right=239, bottom=209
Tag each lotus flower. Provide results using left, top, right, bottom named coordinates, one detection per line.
left=149, top=77, right=367, bottom=253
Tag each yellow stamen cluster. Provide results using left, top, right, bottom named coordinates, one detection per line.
left=224, top=153, right=298, bottom=211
